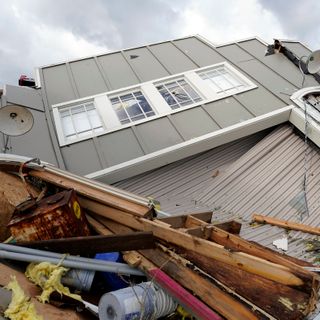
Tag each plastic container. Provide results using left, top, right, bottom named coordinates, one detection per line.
left=98, top=281, right=177, bottom=320
left=95, top=252, right=128, bottom=290
left=61, top=269, right=95, bottom=292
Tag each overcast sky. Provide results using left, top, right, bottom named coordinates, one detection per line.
left=1, top=0, right=319, bottom=87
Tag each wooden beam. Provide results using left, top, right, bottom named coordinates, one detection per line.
left=186, top=211, right=314, bottom=269
left=181, top=249, right=315, bottom=320
left=29, top=170, right=152, bottom=217
left=87, top=216, right=228, bottom=320
left=137, top=249, right=260, bottom=320
left=159, top=211, right=213, bottom=228
left=253, top=214, right=320, bottom=236
left=82, top=199, right=316, bottom=288
left=213, top=220, right=242, bottom=235
left=15, top=232, right=155, bottom=255
left=124, top=252, right=224, bottom=320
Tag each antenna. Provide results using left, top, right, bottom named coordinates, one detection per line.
left=0, top=105, right=34, bottom=136
left=306, top=50, right=320, bottom=74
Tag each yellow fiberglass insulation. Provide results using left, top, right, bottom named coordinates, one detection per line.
left=4, top=276, right=43, bottom=320
left=25, top=262, right=82, bottom=303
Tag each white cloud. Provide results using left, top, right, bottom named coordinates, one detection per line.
left=0, top=3, right=107, bottom=86
left=0, top=0, right=314, bottom=87
left=178, top=0, right=288, bottom=44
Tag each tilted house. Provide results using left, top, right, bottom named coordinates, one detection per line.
left=2, top=35, right=320, bottom=261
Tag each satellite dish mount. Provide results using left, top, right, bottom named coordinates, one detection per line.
left=0, top=105, right=34, bottom=152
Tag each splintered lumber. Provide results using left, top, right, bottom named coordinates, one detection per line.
left=135, top=249, right=261, bottom=320
left=0, top=262, right=87, bottom=320
left=15, top=232, right=155, bottom=255
left=186, top=212, right=314, bottom=269
left=253, top=214, right=320, bottom=236
left=81, top=198, right=317, bottom=289
left=88, top=216, right=257, bottom=320
left=181, top=249, right=314, bottom=320
left=124, top=252, right=224, bottom=320
left=29, top=168, right=151, bottom=217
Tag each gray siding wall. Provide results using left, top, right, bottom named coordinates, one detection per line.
left=0, top=108, right=58, bottom=166
left=35, top=37, right=316, bottom=176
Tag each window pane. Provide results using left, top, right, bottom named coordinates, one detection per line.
left=61, top=114, right=75, bottom=137
left=137, top=95, right=152, bottom=113
left=59, top=102, right=104, bottom=141
left=73, top=110, right=91, bottom=133
left=110, top=97, right=120, bottom=105
left=170, top=86, right=191, bottom=104
left=120, top=93, right=134, bottom=101
left=159, top=89, right=177, bottom=106
left=71, top=105, right=85, bottom=114
left=87, top=109, right=102, bottom=129
left=127, top=104, right=143, bottom=118
left=215, top=74, right=234, bottom=90
left=133, top=91, right=143, bottom=97
left=199, top=67, right=246, bottom=93
left=116, top=108, right=129, bottom=122
left=178, top=80, right=201, bottom=101
left=223, top=72, right=243, bottom=87
left=110, top=91, right=155, bottom=124
left=157, top=79, right=201, bottom=109
left=60, top=109, right=70, bottom=118
left=85, top=103, right=95, bottom=111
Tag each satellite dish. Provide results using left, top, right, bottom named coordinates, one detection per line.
left=0, top=105, right=34, bottom=136
left=306, top=50, right=320, bottom=74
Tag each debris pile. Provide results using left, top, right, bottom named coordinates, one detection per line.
left=0, top=158, right=319, bottom=320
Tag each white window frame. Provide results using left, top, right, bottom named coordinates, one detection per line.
left=154, top=77, right=203, bottom=110
left=52, top=62, right=257, bottom=146
left=291, top=86, right=320, bottom=123
left=109, top=89, right=157, bottom=125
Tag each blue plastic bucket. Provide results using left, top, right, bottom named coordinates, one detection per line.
left=94, top=252, right=128, bottom=290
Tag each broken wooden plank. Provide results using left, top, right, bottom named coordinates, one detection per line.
left=181, top=249, right=315, bottom=320
left=253, top=214, right=320, bottom=236
left=136, top=249, right=261, bottom=320
left=88, top=216, right=258, bottom=320
left=15, top=232, right=155, bottom=255
left=125, top=252, right=224, bottom=320
left=159, top=211, right=213, bottom=228
left=213, top=220, right=242, bottom=234
left=29, top=169, right=152, bottom=217
left=187, top=211, right=314, bottom=269
left=82, top=199, right=316, bottom=289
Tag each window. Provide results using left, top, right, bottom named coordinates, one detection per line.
left=53, top=62, right=256, bottom=145
left=110, top=91, right=155, bottom=124
left=59, top=102, right=103, bottom=140
left=156, top=79, right=202, bottom=110
left=198, top=66, right=246, bottom=94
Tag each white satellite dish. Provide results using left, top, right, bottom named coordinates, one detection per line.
left=306, top=50, right=320, bottom=74
left=0, top=105, right=34, bottom=136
